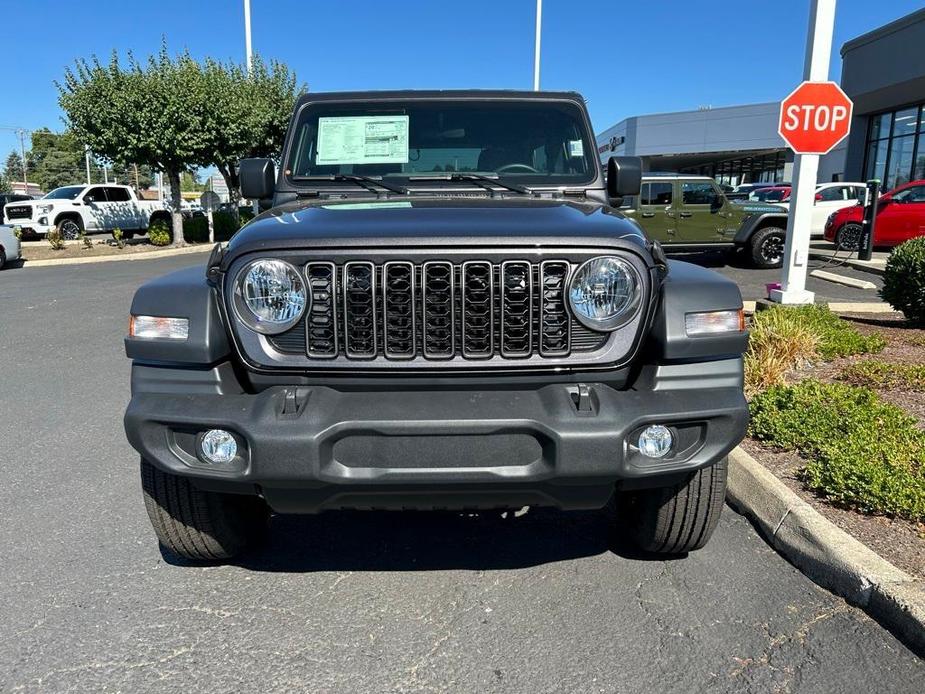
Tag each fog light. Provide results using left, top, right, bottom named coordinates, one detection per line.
left=200, top=429, right=237, bottom=464
left=638, top=425, right=673, bottom=459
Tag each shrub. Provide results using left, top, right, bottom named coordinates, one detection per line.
left=80, top=231, right=92, bottom=250
left=213, top=210, right=241, bottom=242
left=46, top=226, right=65, bottom=250
left=182, top=216, right=210, bottom=244
left=148, top=219, right=171, bottom=246
left=13, top=226, right=22, bottom=240
left=881, top=236, right=925, bottom=324
left=749, top=380, right=925, bottom=521
left=744, top=308, right=818, bottom=395
left=841, top=359, right=925, bottom=392
left=111, top=227, right=125, bottom=249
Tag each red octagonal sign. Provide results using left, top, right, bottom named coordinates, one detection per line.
left=778, top=81, right=853, bottom=155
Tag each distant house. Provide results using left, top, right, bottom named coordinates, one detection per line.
left=9, top=181, right=44, bottom=197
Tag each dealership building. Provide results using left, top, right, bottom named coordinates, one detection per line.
left=596, top=7, right=925, bottom=191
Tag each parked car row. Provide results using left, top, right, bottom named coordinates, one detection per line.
left=825, top=179, right=925, bottom=249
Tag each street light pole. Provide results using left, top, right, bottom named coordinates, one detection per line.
left=245, top=0, right=259, bottom=218
left=533, top=0, right=542, bottom=91
left=244, top=0, right=253, bottom=72
left=770, top=0, right=837, bottom=305
left=84, top=145, right=91, bottom=185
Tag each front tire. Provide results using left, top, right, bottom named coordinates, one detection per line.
left=140, top=458, right=269, bottom=561
left=0, top=248, right=6, bottom=270
left=835, top=222, right=862, bottom=251
left=618, top=458, right=728, bottom=554
left=749, top=227, right=786, bottom=268
left=57, top=216, right=83, bottom=240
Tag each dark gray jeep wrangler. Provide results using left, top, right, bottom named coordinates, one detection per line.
left=124, top=90, right=748, bottom=562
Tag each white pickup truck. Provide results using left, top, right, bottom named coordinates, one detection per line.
left=2, top=184, right=170, bottom=239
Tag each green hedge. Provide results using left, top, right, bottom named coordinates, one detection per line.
left=759, top=304, right=885, bottom=359
left=152, top=211, right=243, bottom=245
left=881, top=236, right=925, bottom=324
left=749, top=380, right=925, bottom=521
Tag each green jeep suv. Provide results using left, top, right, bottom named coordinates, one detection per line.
left=620, top=174, right=790, bottom=268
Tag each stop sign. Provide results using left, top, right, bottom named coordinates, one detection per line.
left=778, top=81, right=853, bottom=155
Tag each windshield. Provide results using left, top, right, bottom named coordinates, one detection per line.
left=285, top=99, right=596, bottom=188
left=43, top=186, right=85, bottom=200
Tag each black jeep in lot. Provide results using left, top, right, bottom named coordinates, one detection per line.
left=124, top=90, right=749, bottom=561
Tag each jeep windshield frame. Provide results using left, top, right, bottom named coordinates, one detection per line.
left=282, top=93, right=600, bottom=194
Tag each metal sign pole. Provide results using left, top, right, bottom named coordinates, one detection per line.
left=770, top=0, right=837, bottom=305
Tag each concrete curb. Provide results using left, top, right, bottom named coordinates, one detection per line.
left=726, top=446, right=925, bottom=656
left=809, top=268, right=878, bottom=290
left=809, top=250, right=886, bottom=276
left=18, top=245, right=212, bottom=268
left=744, top=300, right=896, bottom=314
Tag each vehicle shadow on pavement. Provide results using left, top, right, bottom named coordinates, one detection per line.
left=665, top=249, right=750, bottom=269
left=161, top=506, right=679, bottom=572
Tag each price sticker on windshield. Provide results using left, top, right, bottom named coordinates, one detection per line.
left=316, top=115, right=410, bottom=166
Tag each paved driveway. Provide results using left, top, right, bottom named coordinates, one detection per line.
left=0, top=256, right=921, bottom=692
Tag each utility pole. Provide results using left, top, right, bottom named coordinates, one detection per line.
left=770, top=0, right=837, bottom=305
left=533, top=0, right=542, bottom=91
left=17, top=129, right=28, bottom=192
left=84, top=145, right=91, bottom=185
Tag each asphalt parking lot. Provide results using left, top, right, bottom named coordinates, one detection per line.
left=1, top=255, right=921, bottom=692
left=670, top=248, right=884, bottom=303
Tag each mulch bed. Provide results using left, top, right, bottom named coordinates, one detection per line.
left=745, top=312, right=925, bottom=580
left=22, top=240, right=201, bottom=261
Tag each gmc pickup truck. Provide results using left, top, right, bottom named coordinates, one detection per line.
left=124, top=90, right=749, bottom=562
left=3, top=184, right=169, bottom=239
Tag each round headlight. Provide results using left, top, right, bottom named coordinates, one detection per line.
left=233, top=259, right=307, bottom=334
left=568, top=256, right=641, bottom=331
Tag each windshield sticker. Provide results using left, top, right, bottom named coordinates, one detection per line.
left=316, top=116, right=410, bottom=166
left=568, top=140, right=584, bottom=158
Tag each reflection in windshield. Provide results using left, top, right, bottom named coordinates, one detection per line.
left=43, top=186, right=85, bottom=200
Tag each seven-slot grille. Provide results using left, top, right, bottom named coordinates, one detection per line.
left=270, top=260, right=605, bottom=361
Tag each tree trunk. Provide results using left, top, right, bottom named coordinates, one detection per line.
left=167, top=169, right=186, bottom=248
left=217, top=162, right=241, bottom=224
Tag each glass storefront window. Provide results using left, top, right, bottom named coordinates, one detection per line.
left=864, top=103, right=925, bottom=191
left=893, top=107, right=919, bottom=138
left=870, top=113, right=893, bottom=141
left=885, top=136, right=915, bottom=189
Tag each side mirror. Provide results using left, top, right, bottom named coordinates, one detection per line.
left=607, top=156, right=642, bottom=206
left=240, top=158, right=276, bottom=201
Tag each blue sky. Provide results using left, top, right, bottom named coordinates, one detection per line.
left=3, top=0, right=923, bottom=170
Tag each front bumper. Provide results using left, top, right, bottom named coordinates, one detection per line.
left=125, top=364, right=748, bottom=513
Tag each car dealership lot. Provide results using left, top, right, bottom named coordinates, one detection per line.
left=0, top=256, right=920, bottom=692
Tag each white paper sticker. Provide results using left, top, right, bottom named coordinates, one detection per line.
left=568, top=139, right=584, bottom=158
left=316, top=116, right=410, bottom=166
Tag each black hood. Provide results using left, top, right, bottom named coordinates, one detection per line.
left=222, top=197, right=649, bottom=267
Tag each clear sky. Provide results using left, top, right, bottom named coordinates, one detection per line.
left=3, top=0, right=923, bottom=168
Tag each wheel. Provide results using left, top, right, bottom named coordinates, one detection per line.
left=57, top=217, right=83, bottom=240
left=0, top=248, right=5, bottom=270
left=835, top=222, right=862, bottom=252
left=749, top=227, right=786, bottom=268
left=618, top=457, right=728, bottom=554
left=122, top=230, right=135, bottom=240
left=140, top=458, right=269, bottom=561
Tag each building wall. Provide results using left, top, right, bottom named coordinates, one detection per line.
left=840, top=8, right=925, bottom=184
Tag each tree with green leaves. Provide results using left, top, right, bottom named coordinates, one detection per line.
left=4, top=151, right=25, bottom=184
left=202, top=56, right=301, bottom=212
left=59, top=44, right=212, bottom=246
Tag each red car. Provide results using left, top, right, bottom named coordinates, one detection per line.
left=824, top=179, right=925, bottom=250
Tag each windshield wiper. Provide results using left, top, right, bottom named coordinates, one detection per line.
left=293, top=174, right=408, bottom=195
left=408, top=173, right=532, bottom=195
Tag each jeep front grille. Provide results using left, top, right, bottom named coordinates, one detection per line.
left=267, top=260, right=611, bottom=362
